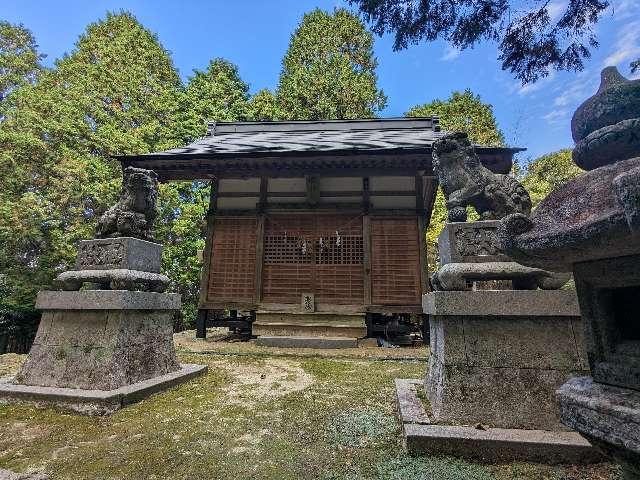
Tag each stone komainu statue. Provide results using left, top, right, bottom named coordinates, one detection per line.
left=96, top=166, right=158, bottom=242
left=432, top=132, right=531, bottom=222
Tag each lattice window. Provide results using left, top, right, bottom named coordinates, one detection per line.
left=264, top=236, right=313, bottom=264
left=315, top=236, right=363, bottom=265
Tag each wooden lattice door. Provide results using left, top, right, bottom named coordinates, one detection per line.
left=262, top=214, right=364, bottom=305
left=370, top=217, right=422, bottom=305
left=207, top=217, right=257, bottom=303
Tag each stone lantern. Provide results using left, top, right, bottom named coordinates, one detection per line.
left=499, top=67, right=640, bottom=477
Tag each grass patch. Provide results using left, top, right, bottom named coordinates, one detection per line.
left=0, top=351, right=620, bottom=480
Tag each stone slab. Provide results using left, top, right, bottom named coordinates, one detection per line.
left=76, top=237, right=162, bottom=273
left=255, top=336, right=358, bottom=349
left=252, top=323, right=367, bottom=338
left=423, top=290, right=580, bottom=316
left=395, top=378, right=602, bottom=464
left=403, top=423, right=599, bottom=464
left=395, top=378, right=430, bottom=425
left=557, top=376, right=640, bottom=455
left=36, top=290, right=181, bottom=310
left=0, top=364, right=207, bottom=415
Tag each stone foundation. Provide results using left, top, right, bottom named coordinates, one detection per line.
left=0, top=290, right=206, bottom=414
left=424, top=290, right=588, bottom=430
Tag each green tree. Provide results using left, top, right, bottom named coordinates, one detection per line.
left=248, top=88, right=281, bottom=121
left=0, top=12, right=183, bottom=310
left=349, top=0, right=609, bottom=84
left=276, top=8, right=387, bottom=120
left=0, top=20, right=44, bottom=103
left=406, top=89, right=504, bottom=146
left=178, top=58, right=250, bottom=140
left=520, top=149, right=583, bottom=208
left=407, top=90, right=503, bottom=270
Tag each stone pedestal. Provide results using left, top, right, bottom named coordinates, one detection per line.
left=0, top=290, right=207, bottom=414
left=424, top=290, right=587, bottom=430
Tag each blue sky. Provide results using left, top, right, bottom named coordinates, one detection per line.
left=4, top=0, right=640, bottom=161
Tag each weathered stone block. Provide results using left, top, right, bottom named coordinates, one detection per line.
left=75, top=237, right=162, bottom=273
left=15, top=291, right=182, bottom=392
left=424, top=290, right=588, bottom=430
left=438, top=221, right=510, bottom=264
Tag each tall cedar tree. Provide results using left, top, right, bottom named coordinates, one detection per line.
left=276, top=8, right=387, bottom=120
left=349, top=0, right=610, bottom=84
left=248, top=88, right=281, bottom=121
left=406, top=90, right=503, bottom=270
left=0, top=12, right=184, bottom=310
left=178, top=58, right=251, bottom=140
left=0, top=21, right=44, bottom=104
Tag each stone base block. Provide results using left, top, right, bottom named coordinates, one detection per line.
left=0, top=363, right=207, bottom=415
left=253, top=312, right=367, bottom=338
left=18, top=291, right=181, bottom=391
left=396, top=379, right=602, bottom=464
left=255, top=336, right=358, bottom=349
left=76, top=237, right=162, bottom=272
left=424, top=290, right=587, bottom=430
left=557, top=376, right=640, bottom=475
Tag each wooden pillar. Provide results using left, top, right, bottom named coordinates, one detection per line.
left=416, top=175, right=429, bottom=295
left=362, top=178, right=372, bottom=305
left=254, top=177, right=267, bottom=303
left=196, top=178, right=219, bottom=339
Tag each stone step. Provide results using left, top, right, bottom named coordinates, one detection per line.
left=255, top=336, right=358, bottom=349
left=252, top=322, right=366, bottom=338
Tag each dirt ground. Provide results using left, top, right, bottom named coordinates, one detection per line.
left=0, top=336, right=620, bottom=480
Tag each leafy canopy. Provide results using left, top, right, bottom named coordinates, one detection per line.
left=0, top=20, right=45, bottom=103
left=406, top=89, right=504, bottom=146
left=349, top=0, right=609, bottom=84
left=0, top=11, right=183, bottom=308
left=519, top=149, right=583, bottom=207
left=276, top=8, right=387, bottom=120
left=178, top=58, right=251, bottom=140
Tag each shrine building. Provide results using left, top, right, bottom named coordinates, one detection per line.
left=117, top=117, right=521, bottom=347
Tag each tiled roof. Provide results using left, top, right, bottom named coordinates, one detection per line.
left=136, top=117, right=449, bottom=158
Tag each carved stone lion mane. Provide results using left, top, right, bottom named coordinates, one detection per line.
left=432, top=132, right=531, bottom=222
left=96, top=166, right=158, bottom=242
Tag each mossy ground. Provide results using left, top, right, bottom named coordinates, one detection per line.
left=0, top=338, right=620, bottom=480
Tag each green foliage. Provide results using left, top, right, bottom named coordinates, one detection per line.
left=276, top=8, right=387, bottom=120
left=178, top=58, right=250, bottom=140
left=248, top=88, right=281, bottom=121
left=0, top=20, right=44, bottom=103
left=519, top=149, right=583, bottom=207
left=408, top=90, right=500, bottom=270
left=349, top=0, right=609, bottom=84
left=0, top=11, right=183, bottom=309
left=406, top=89, right=504, bottom=146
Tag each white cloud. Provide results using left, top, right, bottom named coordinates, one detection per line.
left=603, top=20, right=640, bottom=68
left=440, top=46, right=461, bottom=61
left=513, top=71, right=556, bottom=96
left=543, top=108, right=570, bottom=125
left=613, top=0, right=640, bottom=19
left=546, top=1, right=567, bottom=21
